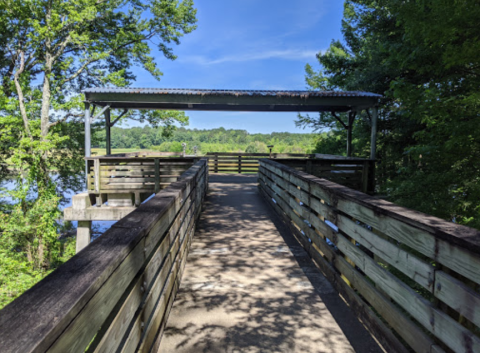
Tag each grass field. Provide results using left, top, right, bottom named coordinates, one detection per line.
left=91, top=148, right=157, bottom=155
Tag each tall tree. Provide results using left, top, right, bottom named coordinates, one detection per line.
left=0, top=0, right=197, bottom=307
left=298, top=0, right=480, bottom=228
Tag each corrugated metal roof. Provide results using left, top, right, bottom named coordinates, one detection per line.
left=82, top=87, right=382, bottom=98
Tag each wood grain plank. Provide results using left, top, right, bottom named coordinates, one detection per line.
left=337, top=231, right=480, bottom=353
left=337, top=214, right=435, bottom=291
left=338, top=199, right=480, bottom=285
left=434, top=270, right=480, bottom=328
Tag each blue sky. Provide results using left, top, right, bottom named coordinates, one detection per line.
left=128, top=0, right=345, bottom=134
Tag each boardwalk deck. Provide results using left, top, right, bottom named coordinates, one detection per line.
left=158, top=175, right=383, bottom=353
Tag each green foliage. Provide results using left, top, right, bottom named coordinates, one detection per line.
left=0, top=249, right=47, bottom=309
left=95, top=126, right=318, bottom=154
left=298, top=0, right=480, bottom=229
left=0, top=0, right=197, bottom=309
left=155, top=141, right=184, bottom=152
left=245, top=141, right=268, bottom=153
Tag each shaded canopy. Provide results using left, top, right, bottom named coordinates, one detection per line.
left=82, top=87, right=381, bottom=165
left=83, top=88, right=381, bottom=113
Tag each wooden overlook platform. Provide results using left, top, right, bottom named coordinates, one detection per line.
left=1, top=156, right=480, bottom=353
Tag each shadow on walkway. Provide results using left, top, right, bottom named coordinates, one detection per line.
left=159, top=174, right=384, bottom=353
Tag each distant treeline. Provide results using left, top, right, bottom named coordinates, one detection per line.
left=94, top=126, right=319, bottom=154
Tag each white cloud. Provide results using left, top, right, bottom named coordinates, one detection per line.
left=181, top=49, right=319, bottom=66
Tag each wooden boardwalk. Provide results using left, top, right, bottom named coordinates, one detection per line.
left=158, top=175, right=383, bottom=353
left=3, top=158, right=480, bottom=353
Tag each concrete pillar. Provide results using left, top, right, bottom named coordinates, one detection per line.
left=108, top=193, right=134, bottom=207
left=72, top=193, right=93, bottom=253
left=96, top=193, right=108, bottom=207
left=76, top=221, right=92, bottom=253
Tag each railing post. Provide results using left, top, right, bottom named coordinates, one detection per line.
left=86, top=159, right=93, bottom=191
left=362, top=161, right=369, bottom=194
left=94, top=159, right=100, bottom=193
left=306, top=160, right=313, bottom=174
left=238, top=154, right=241, bottom=174
left=370, top=106, right=378, bottom=159
left=369, top=160, right=376, bottom=194
left=214, top=153, right=218, bottom=173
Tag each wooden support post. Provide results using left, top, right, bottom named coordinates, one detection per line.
left=86, top=160, right=93, bottom=191
left=76, top=221, right=92, bottom=253
left=155, top=158, right=160, bottom=193
left=306, top=160, right=313, bottom=174
left=238, top=155, right=241, bottom=174
left=362, top=161, right=369, bottom=194
left=105, top=108, right=111, bottom=156
left=214, top=153, right=218, bottom=173
left=84, top=102, right=91, bottom=187
left=370, top=106, right=378, bottom=160
left=346, top=126, right=352, bottom=157
left=347, top=112, right=355, bottom=157
left=94, top=159, right=100, bottom=193
left=368, top=160, right=376, bottom=194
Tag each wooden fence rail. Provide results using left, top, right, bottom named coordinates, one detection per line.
left=0, top=159, right=208, bottom=353
left=205, top=152, right=315, bottom=174
left=86, top=157, right=200, bottom=194
left=205, top=153, right=375, bottom=193
left=274, top=158, right=375, bottom=194
left=258, top=159, right=480, bottom=353
left=86, top=152, right=375, bottom=195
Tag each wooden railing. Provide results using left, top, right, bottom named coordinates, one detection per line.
left=0, top=159, right=208, bottom=353
left=97, top=151, right=184, bottom=157
left=205, top=152, right=315, bottom=174
left=205, top=153, right=375, bottom=193
left=275, top=157, right=375, bottom=194
left=87, top=153, right=375, bottom=195
left=258, top=159, right=480, bottom=353
left=86, top=156, right=200, bottom=194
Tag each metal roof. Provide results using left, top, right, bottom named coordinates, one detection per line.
left=83, top=88, right=382, bottom=112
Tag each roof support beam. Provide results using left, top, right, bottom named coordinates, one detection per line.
left=331, top=112, right=348, bottom=130
left=347, top=112, right=356, bottom=157
left=90, top=105, right=110, bottom=123
left=365, top=108, right=372, bottom=123
left=110, top=109, right=129, bottom=127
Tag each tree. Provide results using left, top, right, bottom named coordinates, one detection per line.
left=0, top=0, right=197, bottom=308
left=245, top=141, right=268, bottom=153
left=297, top=0, right=480, bottom=228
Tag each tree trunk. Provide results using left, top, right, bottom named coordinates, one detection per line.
left=40, top=60, right=52, bottom=140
